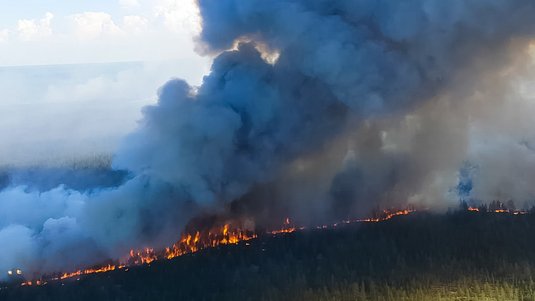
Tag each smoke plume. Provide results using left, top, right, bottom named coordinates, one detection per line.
left=2, top=0, right=535, bottom=277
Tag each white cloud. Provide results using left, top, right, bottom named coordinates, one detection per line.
left=122, top=15, right=149, bottom=34
left=70, top=12, right=123, bottom=40
left=0, top=1, right=209, bottom=66
left=17, top=12, right=53, bottom=41
left=154, top=0, right=201, bottom=35
left=0, top=29, right=8, bottom=43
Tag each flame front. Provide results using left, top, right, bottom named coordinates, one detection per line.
left=165, top=223, right=257, bottom=259
left=128, top=248, right=157, bottom=265
left=16, top=205, right=534, bottom=287
left=52, top=264, right=123, bottom=282
left=356, top=209, right=415, bottom=223
left=26, top=209, right=416, bottom=285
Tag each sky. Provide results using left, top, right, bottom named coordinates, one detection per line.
left=0, top=0, right=209, bottom=66
left=0, top=0, right=211, bottom=166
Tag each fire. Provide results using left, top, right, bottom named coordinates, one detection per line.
left=357, top=209, right=415, bottom=223
left=312, top=209, right=417, bottom=230
left=165, top=223, right=257, bottom=260
left=270, top=217, right=299, bottom=234
left=465, top=203, right=528, bottom=215
left=24, top=208, right=416, bottom=285
left=20, top=280, right=45, bottom=287
left=14, top=204, right=534, bottom=287
left=128, top=248, right=157, bottom=265
left=54, top=264, right=122, bottom=281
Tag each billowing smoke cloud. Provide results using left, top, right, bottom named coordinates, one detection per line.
left=2, top=0, right=535, bottom=277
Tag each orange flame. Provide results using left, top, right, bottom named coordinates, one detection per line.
left=357, top=209, right=415, bottom=223
left=23, top=206, right=534, bottom=286
left=270, top=217, right=299, bottom=234
left=164, top=223, right=257, bottom=260
left=128, top=248, right=157, bottom=265
left=465, top=206, right=528, bottom=215
left=53, top=264, right=122, bottom=281
left=31, top=209, right=417, bottom=285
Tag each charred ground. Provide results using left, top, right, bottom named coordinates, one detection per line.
left=3, top=211, right=535, bottom=300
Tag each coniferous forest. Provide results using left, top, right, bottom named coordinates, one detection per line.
left=3, top=211, right=535, bottom=300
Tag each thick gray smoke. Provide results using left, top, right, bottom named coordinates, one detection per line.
left=2, top=0, right=535, bottom=278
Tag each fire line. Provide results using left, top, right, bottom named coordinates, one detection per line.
left=16, top=208, right=419, bottom=286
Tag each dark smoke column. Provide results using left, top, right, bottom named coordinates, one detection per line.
left=117, top=0, right=535, bottom=211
